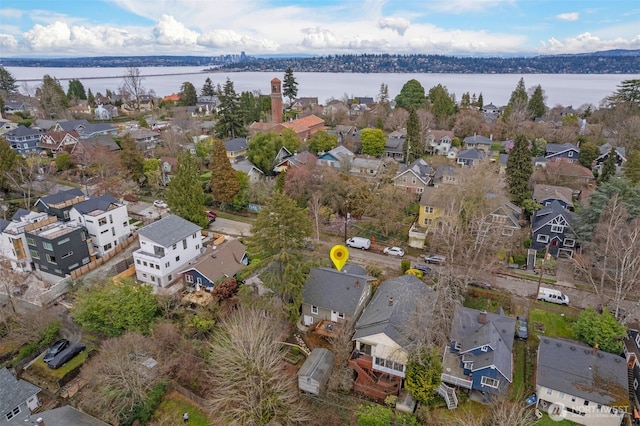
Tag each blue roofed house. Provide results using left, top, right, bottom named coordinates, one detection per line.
left=393, top=158, right=434, bottom=198
left=0, top=368, right=41, bottom=423
left=594, top=143, right=626, bottom=174
left=349, top=274, right=432, bottom=401
left=545, top=143, right=580, bottom=164
left=301, top=264, right=376, bottom=329
left=317, top=145, right=355, bottom=171
left=463, top=135, right=492, bottom=153
left=4, top=125, right=42, bottom=156
left=536, top=337, right=627, bottom=426
left=180, top=239, right=248, bottom=291
left=530, top=200, right=577, bottom=258
left=533, top=184, right=575, bottom=211
left=34, top=188, right=87, bottom=221
left=456, top=148, right=487, bottom=167
left=441, top=306, right=515, bottom=400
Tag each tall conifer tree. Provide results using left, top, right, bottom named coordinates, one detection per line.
left=166, top=151, right=207, bottom=227
left=505, top=135, right=533, bottom=206
left=209, top=139, right=240, bottom=205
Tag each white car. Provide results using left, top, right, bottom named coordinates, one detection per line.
left=153, top=200, right=168, bottom=209
left=383, top=246, right=405, bottom=257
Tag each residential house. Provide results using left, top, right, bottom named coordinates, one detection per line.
left=463, top=135, right=492, bottom=152
left=384, top=134, right=405, bottom=160
left=408, top=186, right=445, bottom=249
left=530, top=200, right=577, bottom=258
left=594, top=144, right=626, bottom=172
left=52, top=120, right=117, bottom=139
left=624, top=323, right=640, bottom=415
left=162, top=93, right=181, bottom=103
left=94, top=104, right=118, bottom=120
left=3, top=100, right=37, bottom=117
left=69, top=194, right=131, bottom=257
left=281, top=114, right=326, bottom=141
left=393, top=158, right=434, bottom=197
left=196, top=95, right=219, bottom=114
left=446, top=147, right=459, bottom=160
left=68, top=103, right=92, bottom=117
left=4, top=125, right=42, bottom=156
left=124, top=128, right=160, bottom=153
left=225, top=137, right=248, bottom=162
left=0, top=209, right=49, bottom=272
left=159, top=157, right=178, bottom=186
left=273, top=151, right=316, bottom=174
left=482, top=103, right=500, bottom=114
left=350, top=156, right=385, bottom=179
left=0, top=120, right=18, bottom=136
left=441, top=306, right=515, bottom=400
left=456, top=148, right=487, bottom=167
left=426, top=129, right=454, bottom=155
left=133, top=214, right=203, bottom=288
left=10, top=405, right=109, bottom=426
left=25, top=217, right=95, bottom=279
left=561, top=105, right=578, bottom=117
left=350, top=274, right=432, bottom=400
left=433, top=165, right=462, bottom=186
left=317, top=145, right=355, bottom=171
left=536, top=336, right=627, bottom=426
left=292, top=97, right=319, bottom=111
left=533, top=184, right=575, bottom=211
left=301, top=264, right=376, bottom=327
left=70, top=135, right=120, bottom=167
left=34, top=188, right=87, bottom=221
left=0, top=368, right=41, bottom=423
left=231, top=159, right=264, bottom=183
left=180, top=239, right=248, bottom=291
left=545, top=143, right=580, bottom=164
left=479, top=201, right=522, bottom=239
left=37, top=130, right=79, bottom=157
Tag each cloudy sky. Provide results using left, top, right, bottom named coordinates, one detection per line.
left=1, top=0, right=638, bottom=58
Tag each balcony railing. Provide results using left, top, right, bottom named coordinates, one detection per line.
left=441, top=373, right=473, bottom=389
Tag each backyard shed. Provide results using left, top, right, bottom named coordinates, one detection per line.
left=297, top=348, right=335, bottom=395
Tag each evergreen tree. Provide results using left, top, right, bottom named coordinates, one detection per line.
left=607, top=79, right=640, bottom=108
left=624, top=150, right=640, bottom=185
left=404, top=108, right=421, bottom=163
left=0, top=137, right=19, bottom=191
left=87, top=88, right=96, bottom=108
left=0, top=66, right=18, bottom=93
left=476, top=92, right=484, bottom=109
left=527, top=84, right=546, bottom=119
left=119, top=135, right=145, bottom=182
left=215, top=78, right=246, bottom=138
left=282, top=67, right=298, bottom=109
left=201, top=77, right=215, bottom=96
left=166, top=151, right=207, bottom=228
left=38, top=74, right=69, bottom=118
left=238, top=91, right=261, bottom=124
left=502, top=77, right=529, bottom=121
left=360, top=128, right=386, bottom=157
left=460, top=92, right=471, bottom=109
left=505, top=134, right=533, bottom=205
left=573, top=307, right=626, bottom=354
left=377, top=82, right=390, bottom=113
left=179, top=81, right=197, bottom=106
left=307, top=131, right=338, bottom=154
left=66, top=79, right=87, bottom=102
left=209, top=138, right=240, bottom=205
left=428, top=84, right=456, bottom=128
left=394, top=79, right=426, bottom=111
left=404, top=347, right=442, bottom=405
left=577, top=140, right=600, bottom=168
left=246, top=191, right=312, bottom=322
left=598, top=147, right=617, bottom=184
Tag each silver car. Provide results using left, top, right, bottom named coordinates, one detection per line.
left=424, top=254, right=446, bottom=265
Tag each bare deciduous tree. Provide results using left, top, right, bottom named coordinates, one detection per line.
left=327, top=318, right=355, bottom=393
left=121, top=66, right=145, bottom=111
left=207, top=307, right=311, bottom=425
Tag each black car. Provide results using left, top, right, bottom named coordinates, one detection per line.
left=516, top=316, right=529, bottom=340
left=468, top=280, right=492, bottom=290
left=413, top=263, right=435, bottom=275
left=47, top=343, right=86, bottom=369
left=43, top=338, right=69, bottom=363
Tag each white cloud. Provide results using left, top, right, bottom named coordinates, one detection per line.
left=540, top=32, right=640, bottom=53
left=0, top=34, right=18, bottom=51
left=556, top=12, right=579, bottom=21
left=198, top=30, right=278, bottom=51
left=153, top=14, right=198, bottom=45
left=378, top=17, right=410, bottom=36
left=427, top=0, right=515, bottom=13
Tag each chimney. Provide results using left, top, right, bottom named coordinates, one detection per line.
left=478, top=311, right=487, bottom=324
left=388, top=297, right=394, bottom=306
left=593, top=343, right=599, bottom=354
left=36, top=418, right=45, bottom=426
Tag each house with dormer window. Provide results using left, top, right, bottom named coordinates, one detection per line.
left=38, top=130, right=79, bottom=157
left=545, top=143, right=580, bottom=164
left=393, top=158, right=434, bottom=197
left=180, top=239, right=248, bottom=291
left=530, top=200, right=577, bottom=258
left=441, top=306, right=515, bottom=399
left=4, top=125, right=42, bottom=156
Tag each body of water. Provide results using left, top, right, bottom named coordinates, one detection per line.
left=7, top=66, right=639, bottom=108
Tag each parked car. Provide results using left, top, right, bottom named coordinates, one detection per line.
left=47, top=344, right=86, bottom=369
left=537, top=287, right=569, bottom=306
left=206, top=210, right=217, bottom=221
left=383, top=246, right=405, bottom=257
left=153, top=200, right=168, bottom=208
left=346, top=237, right=371, bottom=250
left=412, top=263, right=435, bottom=275
left=516, top=316, right=529, bottom=340
left=424, top=254, right=446, bottom=265
left=468, top=280, right=492, bottom=290
left=43, top=338, right=69, bottom=363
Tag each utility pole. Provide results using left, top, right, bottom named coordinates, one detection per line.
left=536, top=244, right=551, bottom=298
left=343, top=202, right=350, bottom=243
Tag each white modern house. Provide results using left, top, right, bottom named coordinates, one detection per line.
left=69, top=195, right=131, bottom=257
left=0, top=209, right=49, bottom=272
left=133, top=215, right=203, bottom=288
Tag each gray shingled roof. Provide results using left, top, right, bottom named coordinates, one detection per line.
left=9, top=405, right=109, bottom=426
left=137, top=214, right=201, bottom=248
left=225, top=137, right=248, bottom=152
left=36, top=188, right=85, bottom=207
left=72, top=194, right=118, bottom=214
left=537, top=337, right=627, bottom=405
left=0, top=368, right=41, bottom=415
left=533, top=184, right=574, bottom=207
left=11, top=208, right=31, bottom=221
left=463, top=135, right=492, bottom=145
left=302, top=266, right=375, bottom=316
left=353, top=275, right=432, bottom=348
left=0, top=219, right=10, bottom=232
left=531, top=200, right=576, bottom=231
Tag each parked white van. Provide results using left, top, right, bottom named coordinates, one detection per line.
left=537, top=287, right=569, bottom=306
left=346, top=237, right=371, bottom=250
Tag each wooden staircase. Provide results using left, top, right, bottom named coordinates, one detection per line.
left=350, top=358, right=378, bottom=386
left=628, top=366, right=636, bottom=409
left=437, top=382, right=458, bottom=409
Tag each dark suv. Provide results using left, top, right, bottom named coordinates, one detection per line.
left=47, top=344, right=86, bottom=369
left=413, top=263, right=435, bottom=275
left=43, top=338, right=69, bottom=363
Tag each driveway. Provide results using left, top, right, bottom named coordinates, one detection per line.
left=209, top=217, right=253, bottom=237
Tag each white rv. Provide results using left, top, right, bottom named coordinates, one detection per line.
left=537, top=287, right=569, bottom=306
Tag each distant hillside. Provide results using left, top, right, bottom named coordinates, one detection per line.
left=1, top=50, right=639, bottom=74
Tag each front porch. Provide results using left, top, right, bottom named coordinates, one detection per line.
left=348, top=351, right=402, bottom=401
left=408, top=223, right=427, bottom=249
left=441, top=349, right=473, bottom=390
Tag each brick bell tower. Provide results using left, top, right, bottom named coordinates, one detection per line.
left=270, top=77, right=283, bottom=123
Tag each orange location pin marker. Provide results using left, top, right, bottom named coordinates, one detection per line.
left=330, top=244, right=349, bottom=271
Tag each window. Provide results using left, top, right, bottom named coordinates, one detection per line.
left=558, top=392, right=565, bottom=399
left=69, top=263, right=79, bottom=270
left=143, top=261, right=148, bottom=267
left=568, top=151, right=574, bottom=157
left=112, top=227, right=115, bottom=236
left=424, top=218, right=433, bottom=226
left=6, top=406, right=20, bottom=420
left=136, top=259, right=141, bottom=265
left=185, top=275, right=193, bottom=283
left=183, top=239, right=187, bottom=249
left=636, top=333, right=640, bottom=348
left=30, top=249, right=40, bottom=259
left=424, top=206, right=434, bottom=214
left=63, top=210, right=70, bottom=220
left=546, top=388, right=553, bottom=395
left=142, top=273, right=147, bottom=278
left=100, top=228, right=109, bottom=234
left=46, top=254, right=57, bottom=264
left=61, top=251, right=73, bottom=259
left=154, top=246, right=164, bottom=257
left=57, top=237, right=70, bottom=245
left=43, top=241, right=53, bottom=251
left=338, top=312, right=345, bottom=319
left=481, top=376, right=499, bottom=388
left=98, top=217, right=107, bottom=226
left=192, top=233, right=197, bottom=239
left=103, top=243, right=113, bottom=251
left=551, top=224, right=564, bottom=233
left=311, top=305, right=318, bottom=314
left=165, top=262, right=170, bottom=268
left=196, top=277, right=202, bottom=284
left=583, top=400, right=589, bottom=406
left=480, top=345, right=488, bottom=352
left=123, top=221, right=128, bottom=228
left=173, top=244, right=177, bottom=250
left=82, top=257, right=90, bottom=265
left=564, top=238, right=575, bottom=247
left=537, top=234, right=549, bottom=243
left=109, top=214, right=113, bottom=224
left=27, top=237, right=35, bottom=246
left=151, top=276, right=156, bottom=282
left=155, top=264, right=160, bottom=270
left=454, top=342, right=461, bottom=351
left=168, top=274, right=172, bottom=281
left=175, top=256, right=180, bottom=262
left=571, top=396, right=576, bottom=402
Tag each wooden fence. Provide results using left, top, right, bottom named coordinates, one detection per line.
left=69, top=235, right=136, bottom=280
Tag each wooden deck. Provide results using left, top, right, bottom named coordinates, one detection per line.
left=312, top=320, right=342, bottom=338
left=348, top=352, right=402, bottom=400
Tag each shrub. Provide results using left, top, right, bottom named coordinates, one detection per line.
left=212, top=278, right=238, bottom=300
left=401, top=259, right=411, bottom=273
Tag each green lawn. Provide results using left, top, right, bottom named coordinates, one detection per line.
left=535, top=413, right=577, bottom=425
left=29, top=346, right=93, bottom=380
left=463, top=290, right=512, bottom=315
left=529, top=305, right=577, bottom=339
left=512, top=340, right=526, bottom=397
left=152, top=393, right=210, bottom=426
